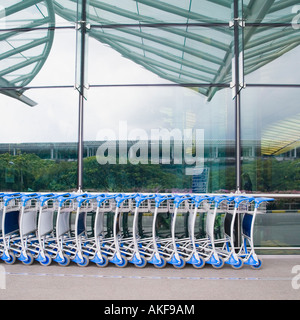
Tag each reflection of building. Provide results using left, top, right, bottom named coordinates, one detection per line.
left=261, top=113, right=300, bottom=156
left=0, top=139, right=298, bottom=162
left=192, top=168, right=209, bottom=193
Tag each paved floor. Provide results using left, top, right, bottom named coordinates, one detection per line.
left=0, top=255, right=299, bottom=300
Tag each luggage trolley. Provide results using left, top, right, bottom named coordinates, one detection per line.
left=36, top=193, right=62, bottom=266
left=89, top=193, right=120, bottom=267
left=165, top=194, right=192, bottom=268
left=1, top=193, right=35, bottom=265
left=144, top=194, right=176, bottom=268
left=52, top=193, right=80, bottom=266
left=71, top=193, right=98, bottom=267
left=129, top=193, right=156, bottom=268
left=213, top=195, right=254, bottom=269
left=195, top=195, right=234, bottom=269
left=238, top=197, right=274, bottom=269
left=0, top=193, right=7, bottom=257
left=175, top=194, right=212, bottom=269
left=110, top=193, right=141, bottom=267
left=16, top=193, right=43, bottom=265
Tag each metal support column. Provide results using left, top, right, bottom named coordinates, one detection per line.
left=233, top=0, right=242, bottom=193
left=76, top=0, right=88, bottom=193
left=233, top=0, right=243, bottom=249
left=235, top=93, right=241, bottom=193
left=77, top=93, right=84, bottom=193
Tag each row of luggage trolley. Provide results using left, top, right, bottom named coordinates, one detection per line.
left=0, top=192, right=273, bottom=269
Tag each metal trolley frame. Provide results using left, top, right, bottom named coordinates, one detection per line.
left=0, top=192, right=273, bottom=269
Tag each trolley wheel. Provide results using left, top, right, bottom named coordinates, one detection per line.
left=212, top=257, right=224, bottom=269
left=4, top=251, right=16, bottom=265
left=77, top=255, right=89, bottom=267
left=58, top=254, right=70, bottom=267
left=116, top=256, right=128, bottom=268
left=173, top=257, right=186, bottom=269
left=96, top=256, right=109, bottom=268
left=251, top=259, right=262, bottom=269
left=231, top=258, right=244, bottom=270
left=134, top=257, right=147, bottom=268
left=39, top=253, right=52, bottom=266
left=154, top=257, right=167, bottom=269
left=22, top=252, right=34, bottom=266
left=193, top=257, right=205, bottom=269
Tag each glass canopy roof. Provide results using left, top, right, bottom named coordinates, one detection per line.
left=0, top=0, right=55, bottom=106
left=1, top=0, right=299, bottom=104
left=52, top=0, right=300, bottom=100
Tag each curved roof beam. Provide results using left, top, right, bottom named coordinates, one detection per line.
left=66, top=0, right=299, bottom=100
left=0, top=0, right=55, bottom=106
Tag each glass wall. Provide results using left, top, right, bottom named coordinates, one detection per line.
left=0, top=1, right=77, bottom=192
left=0, top=1, right=300, bottom=251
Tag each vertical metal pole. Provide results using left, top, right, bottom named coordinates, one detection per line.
left=233, top=0, right=242, bottom=249
left=235, top=93, right=241, bottom=192
left=233, top=0, right=241, bottom=193
left=77, top=0, right=87, bottom=193
left=77, top=93, right=84, bottom=193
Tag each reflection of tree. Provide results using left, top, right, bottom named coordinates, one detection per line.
left=0, top=153, right=299, bottom=193
left=242, top=173, right=252, bottom=192
left=0, top=154, right=188, bottom=192
left=242, top=158, right=300, bottom=193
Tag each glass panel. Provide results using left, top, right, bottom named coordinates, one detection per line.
left=84, top=86, right=234, bottom=193
left=241, top=87, right=300, bottom=193
left=88, top=26, right=233, bottom=87
left=256, top=201, right=300, bottom=252
left=244, top=25, right=300, bottom=84
left=86, top=0, right=232, bottom=25
left=0, top=27, right=76, bottom=90
left=243, top=0, right=299, bottom=24
left=0, top=88, right=78, bottom=143
left=0, top=0, right=300, bottom=255
left=0, top=87, right=78, bottom=192
left=50, top=0, right=233, bottom=26
left=31, top=28, right=76, bottom=87
left=52, top=0, right=84, bottom=26
left=0, top=1, right=55, bottom=29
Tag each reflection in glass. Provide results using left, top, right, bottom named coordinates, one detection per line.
left=242, top=88, right=300, bottom=193
left=0, top=0, right=299, bottom=197
left=85, top=86, right=234, bottom=193
left=0, top=86, right=78, bottom=192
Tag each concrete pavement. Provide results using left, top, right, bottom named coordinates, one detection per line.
left=0, top=255, right=299, bottom=300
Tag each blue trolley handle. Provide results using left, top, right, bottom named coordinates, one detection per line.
left=5, top=192, right=39, bottom=206
left=234, top=195, right=255, bottom=208
left=135, top=194, right=156, bottom=208
left=116, top=193, right=138, bottom=208
left=254, top=197, right=274, bottom=209
left=21, top=193, right=43, bottom=206
left=58, top=193, right=80, bottom=207
left=96, top=193, right=119, bottom=207
left=154, top=194, right=175, bottom=208
left=192, top=195, right=213, bottom=207
left=213, top=195, right=235, bottom=207
left=4, top=193, right=23, bottom=206
left=96, top=194, right=106, bottom=207
left=39, top=193, right=70, bottom=206
left=174, top=194, right=193, bottom=208
left=76, top=193, right=99, bottom=208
